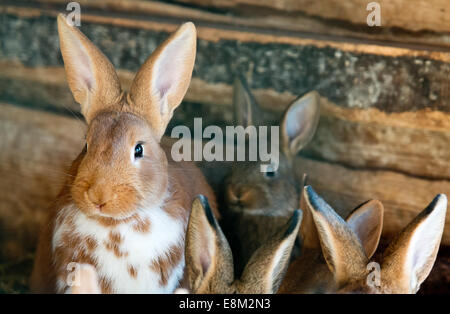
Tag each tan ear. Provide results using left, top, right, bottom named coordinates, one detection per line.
left=381, top=194, right=447, bottom=293
left=233, top=75, right=261, bottom=127
left=305, top=186, right=368, bottom=286
left=129, top=22, right=197, bottom=140
left=281, top=91, right=320, bottom=158
left=185, top=195, right=234, bottom=293
left=69, top=264, right=100, bottom=294
left=239, top=210, right=302, bottom=294
left=346, top=200, right=384, bottom=259
left=57, top=14, right=122, bottom=124
left=299, top=177, right=320, bottom=249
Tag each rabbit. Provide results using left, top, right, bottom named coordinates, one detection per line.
left=221, top=75, right=320, bottom=275
left=279, top=185, right=447, bottom=294
left=184, top=195, right=301, bottom=293
left=30, top=15, right=217, bottom=293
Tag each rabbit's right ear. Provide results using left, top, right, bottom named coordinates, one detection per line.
left=57, top=14, right=122, bottom=124
left=381, top=194, right=447, bottom=293
left=239, top=210, right=302, bottom=293
left=233, top=75, right=261, bottom=127
left=281, top=91, right=320, bottom=158
left=185, top=195, right=234, bottom=293
left=129, top=22, right=196, bottom=141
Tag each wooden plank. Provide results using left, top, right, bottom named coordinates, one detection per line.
left=15, top=0, right=450, bottom=49
left=173, top=0, right=450, bottom=33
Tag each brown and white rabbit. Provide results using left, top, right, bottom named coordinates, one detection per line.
left=30, top=15, right=217, bottom=293
left=184, top=195, right=301, bottom=293
left=222, top=75, right=320, bottom=275
left=279, top=186, right=447, bottom=294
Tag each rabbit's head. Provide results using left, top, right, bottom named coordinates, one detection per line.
left=283, top=186, right=447, bottom=294
left=57, top=15, right=196, bottom=219
left=224, top=76, right=320, bottom=216
left=185, top=195, right=301, bottom=293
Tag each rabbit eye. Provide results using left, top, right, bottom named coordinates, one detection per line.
left=134, top=143, right=144, bottom=159
left=265, top=171, right=276, bottom=178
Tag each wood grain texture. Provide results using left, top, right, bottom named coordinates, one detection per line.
left=16, top=0, right=450, bottom=48
left=173, top=0, right=450, bottom=33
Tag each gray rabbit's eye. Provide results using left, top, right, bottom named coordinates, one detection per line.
left=265, top=170, right=276, bottom=178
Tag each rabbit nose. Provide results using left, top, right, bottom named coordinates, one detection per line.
left=87, top=186, right=110, bottom=210
left=227, top=187, right=240, bottom=205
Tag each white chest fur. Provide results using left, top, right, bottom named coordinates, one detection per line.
left=53, top=204, right=186, bottom=293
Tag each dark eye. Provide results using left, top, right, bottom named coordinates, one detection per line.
left=134, top=143, right=143, bottom=159
left=265, top=171, right=276, bottom=178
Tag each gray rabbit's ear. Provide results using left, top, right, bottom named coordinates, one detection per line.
left=281, top=91, right=320, bottom=158
left=233, top=75, right=262, bottom=128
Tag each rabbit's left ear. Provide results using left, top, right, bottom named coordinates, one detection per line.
left=281, top=91, right=320, bottom=158
left=233, top=75, right=262, bottom=128
left=129, top=23, right=197, bottom=140
left=57, top=14, right=122, bottom=124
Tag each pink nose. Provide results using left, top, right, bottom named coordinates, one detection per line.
left=94, top=202, right=106, bottom=210
left=87, top=186, right=110, bottom=210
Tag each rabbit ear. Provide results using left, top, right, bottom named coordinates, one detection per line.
left=185, top=195, right=234, bottom=293
left=233, top=75, right=261, bottom=127
left=57, top=14, right=122, bottom=124
left=346, top=200, right=384, bottom=259
left=239, top=210, right=302, bottom=294
left=381, top=194, right=447, bottom=293
left=305, top=186, right=368, bottom=287
left=299, top=181, right=320, bottom=250
left=69, top=264, right=100, bottom=294
left=129, top=23, right=196, bottom=141
left=281, top=91, right=320, bottom=158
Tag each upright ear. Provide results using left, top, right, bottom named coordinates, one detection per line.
left=239, top=210, right=302, bottom=294
left=129, top=22, right=197, bottom=140
left=381, top=194, right=447, bottom=293
left=299, top=180, right=320, bottom=250
left=281, top=91, right=320, bottom=158
left=305, top=186, right=368, bottom=286
left=185, top=195, right=234, bottom=293
left=57, top=14, right=122, bottom=124
left=69, top=264, right=100, bottom=294
left=233, top=75, right=261, bottom=127
left=346, top=200, right=384, bottom=259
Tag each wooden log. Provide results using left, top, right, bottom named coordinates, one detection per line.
left=173, top=0, right=450, bottom=33
left=1, top=102, right=450, bottom=263
left=15, top=0, right=450, bottom=49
